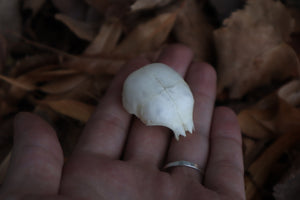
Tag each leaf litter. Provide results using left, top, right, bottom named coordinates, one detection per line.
left=0, top=0, right=300, bottom=199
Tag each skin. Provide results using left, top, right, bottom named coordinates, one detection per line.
left=0, top=44, right=245, bottom=200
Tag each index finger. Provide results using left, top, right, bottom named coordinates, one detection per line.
left=73, top=57, right=150, bottom=159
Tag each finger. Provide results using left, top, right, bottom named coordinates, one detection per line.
left=204, top=107, right=245, bottom=199
left=74, top=57, right=150, bottom=159
left=1, top=112, right=63, bottom=196
left=166, top=62, right=216, bottom=181
left=124, top=44, right=193, bottom=167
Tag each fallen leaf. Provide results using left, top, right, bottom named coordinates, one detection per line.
left=245, top=131, right=300, bottom=200
left=84, top=21, right=123, bottom=55
left=173, top=0, right=213, bottom=60
left=39, top=74, right=87, bottom=94
left=214, top=0, right=300, bottom=98
left=114, top=10, right=178, bottom=55
left=40, top=99, right=95, bottom=122
left=55, top=13, right=99, bottom=41
left=130, top=0, right=172, bottom=11
left=0, top=74, right=36, bottom=91
left=64, top=56, right=127, bottom=75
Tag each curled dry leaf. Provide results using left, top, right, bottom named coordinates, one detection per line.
left=84, top=21, right=123, bottom=55
left=39, top=74, right=87, bottom=94
left=40, top=99, right=95, bottom=123
left=239, top=93, right=300, bottom=139
left=114, top=10, right=178, bottom=55
left=55, top=13, right=99, bottom=41
left=239, top=89, right=300, bottom=199
left=214, top=0, right=300, bottom=98
left=245, top=131, right=300, bottom=200
left=173, top=0, right=213, bottom=61
left=66, top=10, right=177, bottom=75
left=130, top=0, right=173, bottom=11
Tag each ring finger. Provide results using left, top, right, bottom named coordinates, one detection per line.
left=165, top=62, right=217, bottom=182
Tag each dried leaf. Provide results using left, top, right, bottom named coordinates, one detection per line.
left=39, top=74, right=87, bottom=94
left=64, top=56, right=127, bottom=75
left=174, top=0, right=213, bottom=60
left=114, top=10, right=178, bottom=55
left=245, top=131, right=300, bottom=200
left=239, top=93, right=300, bottom=139
left=214, top=0, right=300, bottom=98
left=41, top=99, right=95, bottom=122
left=0, top=74, right=36, bottom=91
left=238, top=110, right=273, bottom=139
left=130, top=0, right=172, bottom=11
left=55, top=13, right=99, bottom=41
left=84, top=21, right=123, bottom=55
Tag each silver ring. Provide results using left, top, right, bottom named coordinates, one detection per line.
left=163, top=160, right=204, bottom=174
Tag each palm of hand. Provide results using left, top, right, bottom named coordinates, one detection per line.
left=61, top=155, right=216, bottom=200
left=0, top=45, right=245, bottom=200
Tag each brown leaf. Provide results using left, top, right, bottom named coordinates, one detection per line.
left=214, top=0, right=300, bottom=98
left=55, top=13, right=99, bottom=41
left=245, top=131, right=300, bottom=200
left=40, top=99, right=95, bottom=122
left=174, top=0, right=213, bottom=60
left=64, top=56, right=127, bottom=75
left=239, top=93, right=300, bottom=139
left=130, top=0, right=173, bottom=11
left=39, top=74, right=87, bottom=94
left=0, top=74, right=36, bottom=91
left=84, top=21, right=123, bottom=55
left=65, top=10, right=177, bottom=75
left=114, top=10, right=178, bottom=55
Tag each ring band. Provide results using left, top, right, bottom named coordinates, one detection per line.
left=163, top=160, right=204, bottom=174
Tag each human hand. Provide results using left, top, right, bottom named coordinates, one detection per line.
left=0, top=44, right=245, bottom=200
